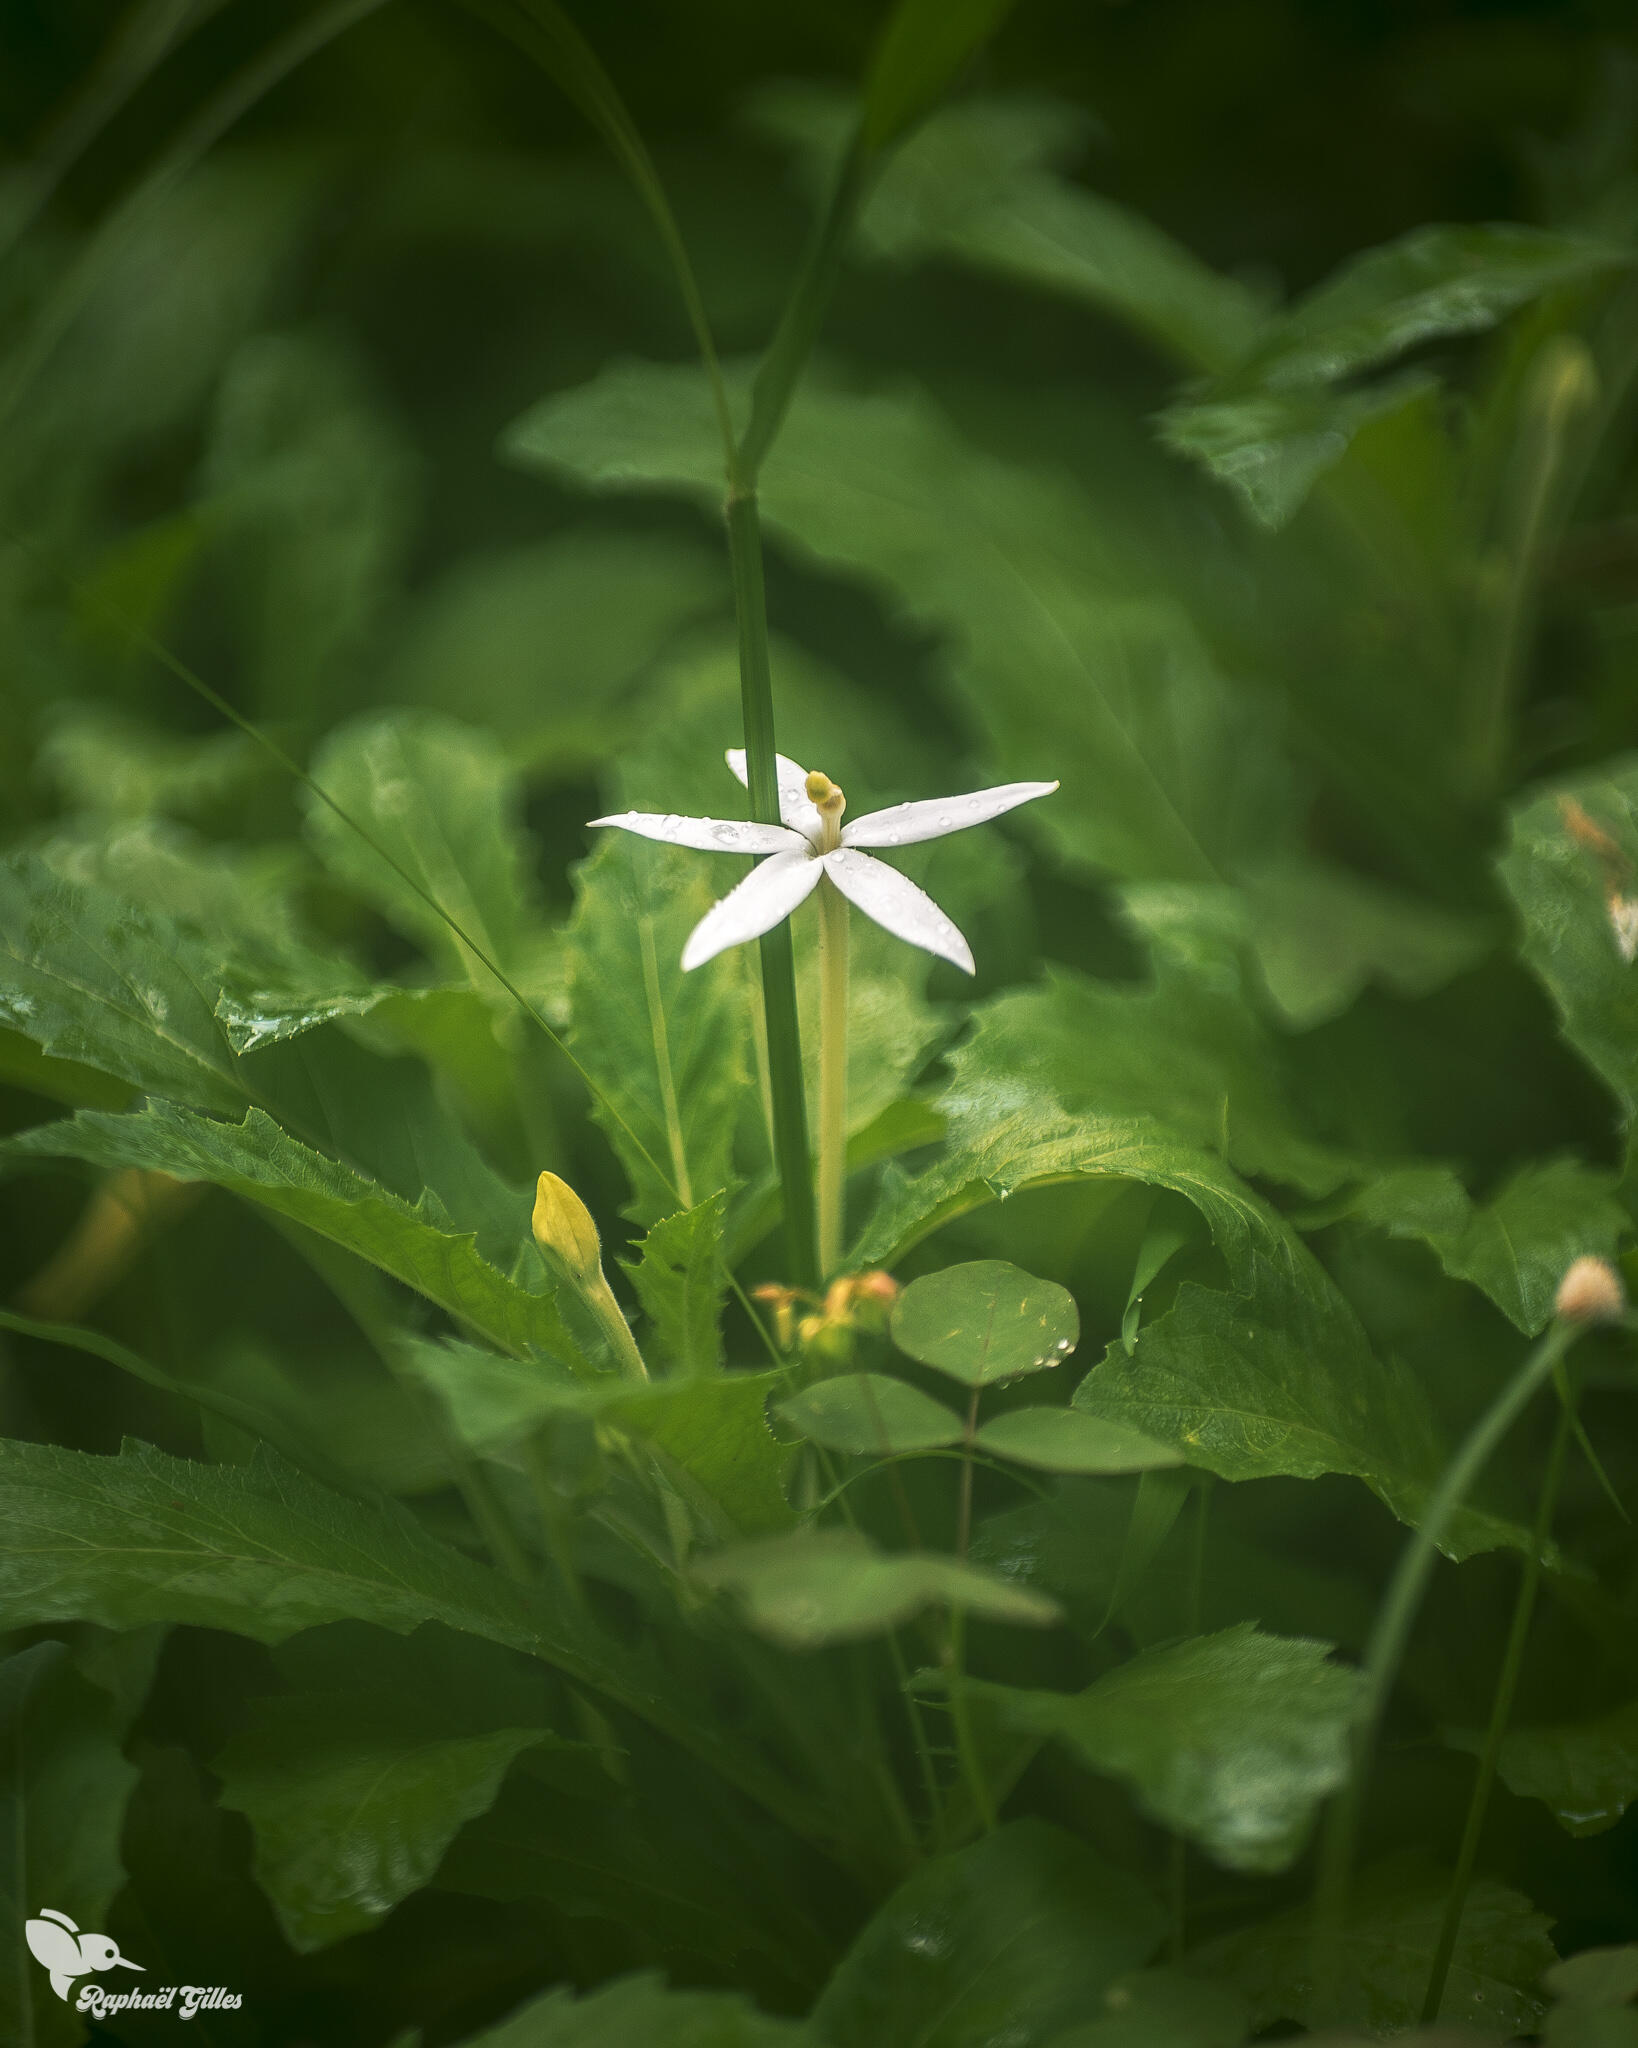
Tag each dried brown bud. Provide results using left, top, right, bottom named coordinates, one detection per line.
left=1556, top=1255, right=1627, bottom=1324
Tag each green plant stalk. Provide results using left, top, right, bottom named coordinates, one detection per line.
left=1421, top=1376, right=1577, bottom=2022
left=946, top=1384, right=996, bottom=1838
left=816, top=870, right=850, bottom=1277
left=1170, top=1473, right=1214, bottom=1962
left=726, top=489, right=818, bottom=1286
left=1311, top=1318, right=1577, bottom=2014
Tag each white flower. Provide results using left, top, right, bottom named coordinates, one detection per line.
left=590, top=750, right=1057, bottom=974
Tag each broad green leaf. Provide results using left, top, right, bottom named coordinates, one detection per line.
left=384, top=531, right=723, bottom=762
left=974, top=1408, right=1182, bottom=1475
left=860, top=0, right=1020, bottom=149
left=0, top=850, right=247, bottom=1113
left=0, top=1436, right=549, bottom=1654
left=1353, top=1157, right=1627, bottom=1333
left=38, top=700, right=264, bottom=823
left=305, top=709, right=548, bottom=986
left=891, top=1259, right=1080, bottom=1385
left=1046, top=1967, right=1249, bottom=2048
left=1546, top=1945, right=1638, bottom=2014
left=506, top=362, right=1297, bottom=887
left=4, top=1103, right=589, bottom=1369
left=568, top=830, right=751, bottom=1223
left=1240, top=222, right=1630, bottom=391
left=953, top=963, right=1356, bottom=1199
left=1159, top=374, right=1432, bottom=530
left=602, top=1373, right=797, bottom=1536
left=811, top=1819, right=1164, bottom=2048
left=696, top=1529, right=1059, bottom=1648
left=213, top=1694, right=551, bottom=1950
left=622, top=1193, right=729, bottom=1376
left=775, top=1373, right=963, bottom=1455
left=1498, top=767, right=1638, bottom=1124
left=1073, top=1255, right=1526, bottom=1561
left=452, top=1970, right=815, bottom=2047
left=975, top=1625, right=1359, bottom=1873
left=398, top=1334, right=585, bottom=1455
left=0, top=1642, right=140, bottom=2048
left=1191, top=1856, right=1556, bottom=2037
left=1448, top=1695, right=1638, bottom=1838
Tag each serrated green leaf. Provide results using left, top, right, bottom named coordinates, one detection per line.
left=1353, top=1157, right=1627, bottom=1333
left=451, top=1969, right=815, bottom=2047
left=1159, top=374, right=1433, bottom=529
left=976, top=1625, right=1359, bottom=1873
left=1448, top=1696, right=1638, bottom=1838
left=213, top=1695, right=552, bottom=1950
left=1072, top=1255, right=1528, bottom=1561
left=623, top=1193, right=729, bottom=1376
left=1498, top=766, right=1638, bottom=1123
left=1242, top=222, right=1629, bottom=391
left=505, top=362, right=1296, bottom=887
left=4, top=1103, right=587, bottom=1369
left=603, top=1373, right=797, bottom=1536
left=1, top=1642, right=141, bottom=2048
left=568, top=830, right=750, bottom=1223
left=696, top=1529, right=1058, bottom=1648
left=1191, top=1856, right=1556, bottom=2037
left=397, top=1335, right=584, bottom=1455
left=974, top=1408, right=1182, bottom=1475
left=891, top=1259, right=1080, bottom=1385
left=775, top=1373, right=963, bottom=1455
left=811, top=1819, right=1164, bottom=2047
left=0, top=850, right=248, bottom=1113
left=305, top=709, right=547, bottom=987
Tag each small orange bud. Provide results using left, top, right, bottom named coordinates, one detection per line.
left=1556, top=1255, right=1626, bottom=1324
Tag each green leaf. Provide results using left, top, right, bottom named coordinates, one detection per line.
left=1546, top=1945, right=1638, bottom=2010
left=1191, top=1855, right=1556, bottom=2037
left=775, top=1374, right=964, bottom=1455
left=1447, top=1695, right=1638, bottom=1838
left=602, top=1373, right=797, bottom=1536
left=952, top=963, right=1356, bottom=1199
left=1240, top=222, right=1630, bottom=391
left=696, top=1530, right=1059, bottom=1648
left=1352, top=1157, right=1627, bottom=1334
left=1073, top=1254, right=1526, bottom=1561
left=4, top=1103, right=589, bottom=1369
left=0, top=1642, right=141, bottom=2048
left=811, top=1819, right=1164, bottom=2047
left=622, top=1193, right=729, bottom=1376
left=891, top=1259, right=1080, bottom=1385
left=505, top=362, right=1296, bottom=887
left=973, top=1408, right=1183, bottom=1475
left=860, top=0, right=1020, bottom=149
left=1045, top=1967, right=1249, bottom=2048
left=0, top=850, right=247, bottom=1113
left=568, top=830, right=751, bottom=1223
left=0, top=1436, right=549, bottom=1654
left=450, top=1970, right=815, bottom=2047
left=213, top=1694, right=550, bottom=1950
left=1498, top=767, right=1638, bottom=1124
left=1159, top=374, right=1433, bottom=530
left=305, top=709, right=548, bottom=987
left=975, top=1625, right=1359, bottom=1873
left=398, top=1335, right=585, bottom=1455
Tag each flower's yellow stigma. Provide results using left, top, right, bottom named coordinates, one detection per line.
left=804, top=768, right=846, bottom=818
left=532, top=1171, right=603, bottom=1287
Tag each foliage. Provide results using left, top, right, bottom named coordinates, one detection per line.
left=1, top=1, right=1637, bottom=2044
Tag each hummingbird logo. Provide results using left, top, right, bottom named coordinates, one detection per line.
left=24, top=1909, right=144, bottom=2002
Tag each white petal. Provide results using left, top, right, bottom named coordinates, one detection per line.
left=822, top=849, right=975, bottom=974
left=842, top=780, right=1059, bottom=850
left=680, top=849, right=823, bottom=971
left=588, top=811, right=802, bottom=855
left=725, top=748, right=824, bottom=846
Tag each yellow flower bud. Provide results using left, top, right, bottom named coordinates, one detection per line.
left=532, top=1171, right=603, bottom=1286
left=1556, top=1256, right=1626, bottom=1324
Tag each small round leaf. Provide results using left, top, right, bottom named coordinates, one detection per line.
left=775, top=1374, right=964, bottom=1456
left=891, top=1260, right=1079, bottom=1386
left=974, top=1407, right=1183, bottom=1475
